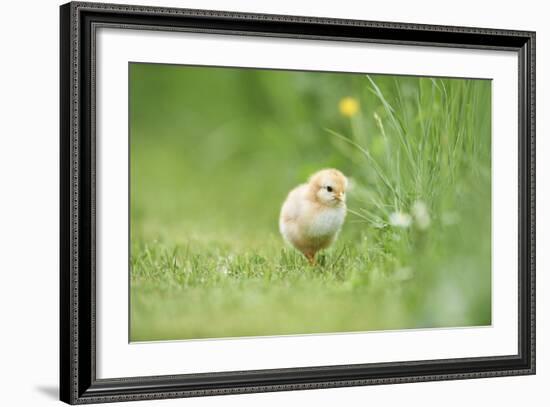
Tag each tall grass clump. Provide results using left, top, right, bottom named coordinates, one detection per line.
left=328, top=74, right=492, bottom=326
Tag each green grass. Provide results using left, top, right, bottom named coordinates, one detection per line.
left=130, top=65, right=491, bottom=341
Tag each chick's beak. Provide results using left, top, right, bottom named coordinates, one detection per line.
left=336, top=192, right=344, bottom=201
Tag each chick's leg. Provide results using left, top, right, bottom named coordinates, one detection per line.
left=304, top=251, right=317, bottom=266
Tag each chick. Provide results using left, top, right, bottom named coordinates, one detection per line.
left=279, top=169, right=348, bottom=265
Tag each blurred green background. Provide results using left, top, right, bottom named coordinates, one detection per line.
left=130, top=63, right=492, bottom=341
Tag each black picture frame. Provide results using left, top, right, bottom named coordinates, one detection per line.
left=60, top=1, right=536, bottom=404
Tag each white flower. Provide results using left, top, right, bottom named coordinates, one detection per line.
left=442, top=212, right=460, bottom=226
left=217, top=265, right=229, bottom=275
left=394, top=266, right=414, bottom=281
left=216, top=255, right=233, bottom=275
left=389, top=211, right=412, bottom=228
left=412, top=200, right=431, bottom=230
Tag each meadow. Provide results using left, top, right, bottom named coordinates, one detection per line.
left=129, top=63, right=492, bottom=341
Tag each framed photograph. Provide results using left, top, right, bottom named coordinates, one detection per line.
left=60, top=1, right=536, bottom=404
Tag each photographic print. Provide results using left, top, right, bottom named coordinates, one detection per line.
left=129, top=64, right=492, bottom=342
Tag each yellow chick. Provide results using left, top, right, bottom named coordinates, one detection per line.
left=279, top=169, right=348, bottom=265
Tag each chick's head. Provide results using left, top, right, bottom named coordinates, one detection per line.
left=308, top=168, right=348, bottom=207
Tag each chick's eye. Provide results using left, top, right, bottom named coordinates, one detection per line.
left=326, top=186, right=333, bottom=192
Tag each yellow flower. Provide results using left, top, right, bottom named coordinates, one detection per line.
left=339, top=97, right=359, bottom=117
